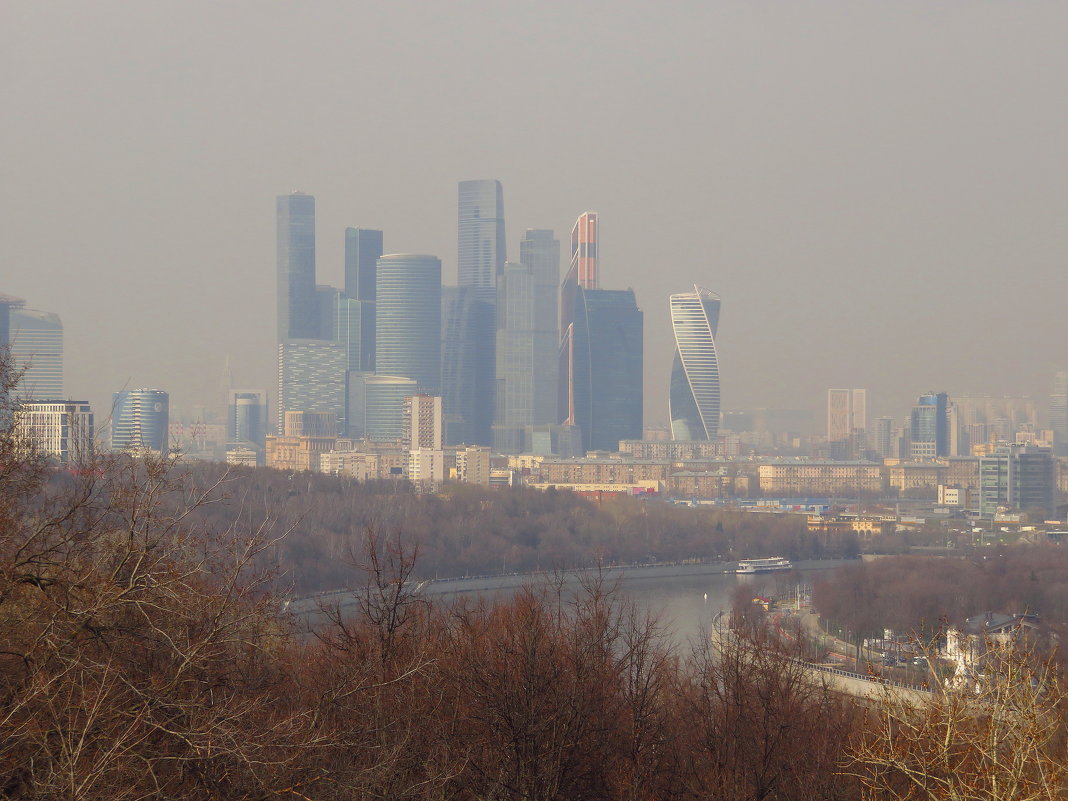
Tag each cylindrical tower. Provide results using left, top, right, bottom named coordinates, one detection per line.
left=374, top=254, right=442, bottom=395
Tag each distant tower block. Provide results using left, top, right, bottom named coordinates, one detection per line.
left=669, top=286, right=721, bottom=441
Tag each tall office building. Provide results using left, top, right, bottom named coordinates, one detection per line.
left=827, top=389, right=866, bottom=442
left=111, top=389, right=169, bottom=454
left=562, top=287, right=643, bottom=453
left=277, top=340, right=346, bottom=433
left=520, top=230, right=561, bottom=427
left=441, top=287, right=495, bottom=445
left=341, top=228, right=383, bottom=374
left=1051, top=371, right=1068, bottom=457
left=0, top=295, right=63, bottom=401
left=375, top=254, right=441, bottom=395
left=559, top=213, right=600, bottom=435
left=826, top=388, right=867, bottom=458
left=493, top=263, right=536, bottom=452
left=276, top=193, right=318, bottom=341
left=978, top=444, right=1054, bottom=518
left=348, top=373, right=418, bottom=441
left=227, top=389, right=268, bottom=450
left=337, top=296, right=375, bottom=373
left=344, top=228, right=383, bottom=303
left=443, top=180, right=505, bottom=446
left=457, top=180, right=506, bottom=301
left=569, top=212, right=599, bottom=289
left=493, top=236, right=561, bottom=452
left=910, top=391, right=949, bottom=460
left=669, top=286, right=721, bottom=441
left=14, top=400, right=93, bottom=464
left=872, top=416, right=895, bottom=459
left=558, top=213, right=642, bottom=453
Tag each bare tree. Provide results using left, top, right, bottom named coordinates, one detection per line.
left=846, top=639, right=1068, bottom=801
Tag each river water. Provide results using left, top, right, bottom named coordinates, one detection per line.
left=297, top=559, right=852, bottom=649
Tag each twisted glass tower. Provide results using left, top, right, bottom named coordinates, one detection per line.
left=669, top=286, right=721, bottom=441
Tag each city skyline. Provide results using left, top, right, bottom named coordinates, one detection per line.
left=4, top=3, right=1068, bottom=427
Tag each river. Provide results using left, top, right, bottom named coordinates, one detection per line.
left=294, top=559, right=853, bottom=648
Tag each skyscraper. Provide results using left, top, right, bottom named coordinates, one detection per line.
left=375, top=254, right=441, bottom=395
left=564, top=287, right=643, bottom=453
left=559, top=212, right=600, bottom=431
left=227, top=389, right=268, bottom=450
left=493, top=232, right=561, bottom=452
left=669, top=286, right=721, bottom=441
left=341, top=228, right=383, bottom=374
left=520, top=229, right=561, bottom=427
left=570, top=212, right=599, bottom=289
left=277, top=340, right=346, bottom=433
left=457, top=180, right=506, bottom=301
left=443, top=180, right=506, bottom=446
left=910, top=391, right=949, bottom=459
left=276, top=193, right=317, bottom=341
left=1051, top=371, right=1068, bottom=457
left=344, top=228, right=383, bottom=303
left=111, top=389, right=169, bottom=454
left=826, top=388, right=867, bottom=457
left=0, top=295, right=63, bottom=401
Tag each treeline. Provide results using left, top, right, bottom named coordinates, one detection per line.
left=813, top=548, right=1068, bottom=639
left=173, top=463, right=857, bottom=594
left=1, top=447, right=863, bottom=799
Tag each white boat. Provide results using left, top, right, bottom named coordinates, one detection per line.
left=736, top=557, right=793, bottom=575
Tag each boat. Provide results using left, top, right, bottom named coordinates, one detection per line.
left=736, top=557, right=793, bottom=575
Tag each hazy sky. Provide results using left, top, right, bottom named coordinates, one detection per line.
left=4, top=1, right=1067, bottom=428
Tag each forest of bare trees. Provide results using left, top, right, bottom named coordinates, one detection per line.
left=171, top=463, right=857, bottom=594
left=813, top=550, right=1068, bottom=642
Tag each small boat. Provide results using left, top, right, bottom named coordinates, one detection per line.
left=736, top=557, right=792, bottom=575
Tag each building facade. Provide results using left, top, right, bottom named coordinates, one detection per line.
left=276, top=193, right=318, bottom=341
left=15, top=400, right=93, bottom=463
left=910, top=392, right=950, bottom=460
left=978, top=444, right=1055, bottom=518
left=347, top=373, right=418, bottom=441
left=277, top=339, right=346, bottom=433
left=227, top=390, right=268, bottom=451
left=562, top=287, right=643, bottom=453
left=1052, top=371, right=1068, bottom=457
left=669, top=286, right=721, bottom=441
left=111, top=389, right=169, bottom=454
left=375, top=254, right=441, bottom=395
left=404, top=394, right=443, bottom=451
left=1, top=296, right=63, bottom=401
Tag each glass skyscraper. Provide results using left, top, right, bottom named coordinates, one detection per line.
left=910, top=392, right=949, bottom=459
left=111, top=389, right=169, bottom=454
left=668, top=286, right=721, bottom=441
left=520, top=229, right=561, bottom=427
left=342, top=228, right=382, bottom=374
left=276, top=193, right=318, bottom=341
left=566, top=287, right=643, bottom=453
left=375, top=254, right=441, bottom=395
left=1051, top=371, right=1068, bottom=457
left=277, top=340, right=346, bottom=433
left=444, top=180, right=506, bottom=446
left=492, top=230, right=561, bottom=453
left=1, top=295, right=63, bottom=402
left=227, top=390, right=268, bottom=450
left=344, top=227, right=383, bottom=303
left=457, top=180, right=505, bottom=301
left=347, top=373, right=417, bottom=441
